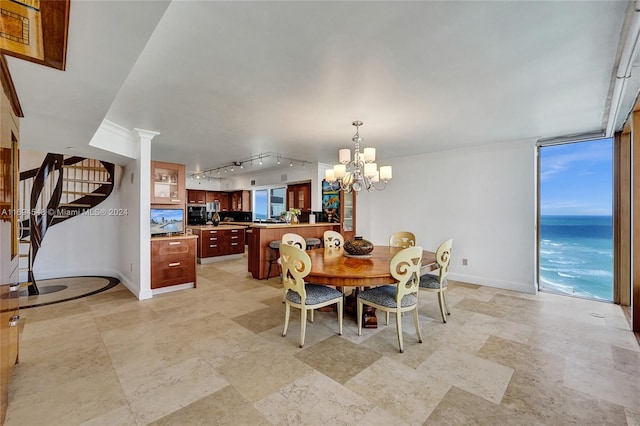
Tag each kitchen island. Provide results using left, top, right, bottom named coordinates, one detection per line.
left=188, top=225, right=247, bottom=263
left=247, top=222, right=340, bottom=279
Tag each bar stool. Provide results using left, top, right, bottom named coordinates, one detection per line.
left=305, top=237, right=322, bottom=250
left=267, top=240, right=281, bottom=279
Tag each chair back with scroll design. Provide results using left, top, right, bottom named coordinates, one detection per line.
left=419, top=238, right=453, bottom=323
left=280, top=243, right=311, bottom=299
left=280, top=243, right=343, bottom=348
left=389, top=231, right=416, bottom=248
left=323, top=230, right=344, bottom=248
left=281, top=233, right=306, bottom=249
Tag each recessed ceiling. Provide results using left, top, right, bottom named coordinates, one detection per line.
left=5, top=1, right=633, bottom=177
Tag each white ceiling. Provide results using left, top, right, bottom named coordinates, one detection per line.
left=6, top=1, right=636, bottom=178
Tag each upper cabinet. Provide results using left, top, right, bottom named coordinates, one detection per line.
left=287, top=182, right=311, bottom=212
left=206, top=191, right=229, bottom=211
left=230, top=190, right=251, bottom=212
left=187, top=189, right=206, bottom=204
left=151, top=161, right=185, bottom=205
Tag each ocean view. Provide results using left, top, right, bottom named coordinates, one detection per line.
left=539, top=215, right=613, bottom=300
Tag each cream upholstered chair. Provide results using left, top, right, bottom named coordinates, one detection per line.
left=323, top=230, right=344, bottom=248
left=419, top=238, right=453, bottom=323
left=389, top=231, right=416, bottom=248
left=357, top=246, right=423, bottom=353
left=280, top=243, right=343, bottom=348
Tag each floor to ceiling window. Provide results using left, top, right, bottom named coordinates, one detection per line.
left=538, top=138, right=613, bottom=301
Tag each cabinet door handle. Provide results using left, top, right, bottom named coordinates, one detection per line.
left=231, top=236, right=238, bottom=239
left=170, top=199, right=181, bottom=202
left=231, top=243, right=238, bottom=246
left=210, top=237, right=217, bottom=241
left=210, top=244, right=217, bottom=248
left=9, top=284, right=20, bottom=292
left=231, top=230, right=238, bottom=233
left=168, top=241, right=181, bottom=245
left=9, top=315, right=19, bottom=327
left=168, top=262, right=181, bottom=267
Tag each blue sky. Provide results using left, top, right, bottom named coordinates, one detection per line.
left=540, top=138, right=612, bottom=216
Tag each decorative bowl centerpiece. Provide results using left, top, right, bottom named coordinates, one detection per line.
left=344, top=236, right=374, bottom=256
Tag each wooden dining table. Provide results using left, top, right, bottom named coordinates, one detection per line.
left=306, top=245, right=437, bottom=327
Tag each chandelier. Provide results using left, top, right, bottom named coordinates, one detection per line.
left=324, top=121, right=392, bottom=192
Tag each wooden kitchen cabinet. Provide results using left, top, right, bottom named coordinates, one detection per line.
left=192, top=226, right=245, bottom=262
left=230, top=190, right=251, bottom=211
left=151, top=161, right=185, bottom=205
left=286, top=182, right=311, bottom=211
left=187, top=189, right=206, bottom=204
left=151, top=235, right=197, bottom=289
left=206, top=191, right=229, bottom=211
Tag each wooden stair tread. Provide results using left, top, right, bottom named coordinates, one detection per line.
left=64, top=178, right=112, bottom=185
left=61, top=190, right=107, bottom=196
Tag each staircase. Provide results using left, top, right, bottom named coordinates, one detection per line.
left=19, top=154, right=115, bottom=295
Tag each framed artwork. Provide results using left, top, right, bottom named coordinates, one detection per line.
left=321, top=180, right=340, bottom=223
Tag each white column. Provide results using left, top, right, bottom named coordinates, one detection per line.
left=134, top=128, right=159, bottom=300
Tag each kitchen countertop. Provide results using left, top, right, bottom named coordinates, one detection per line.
left=247, top=222, right=338, bottom=229
left=187, top=224, right=248, bottom=230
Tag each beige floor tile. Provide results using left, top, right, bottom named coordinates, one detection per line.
left=255, top=370, right=375, bottom=425
left=476, top=335, right=565, bottom=384
left=294, top=335, right=382, bottom=384
left=502, top=370, right=627, bottom=425
left=220, top=347, right=315, bottom=403
left=149, top=386, right=271, bottom=426
left=563, top=355, right=640, bottom=409
left=463, top=312, right=533, bottom=344
left=346, top=356, right=451, bottom=424
left=416, top=348, right=513, bottom=404
left=426, top=386, right=538, bottom=425
left=123, top=357, right=229, bottom=425
left=626, top=407, right=640, bottom=426
left=79, top=405, right=136, bottom=426
left=5, top=369, right=127, bottom=426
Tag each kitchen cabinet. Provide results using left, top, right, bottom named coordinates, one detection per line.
left=187, top=189, right=206, bottom=204
left=151, top=235, right=197, bottom=289
left=230, top=190, right=251, bottom=211
left=286, top=182, right=311, bottom=212
left=151, top=161, right=185, bottom=205
left=206, top=191, right=229, bottom=211
left=191, top=226, right=245, bottom=262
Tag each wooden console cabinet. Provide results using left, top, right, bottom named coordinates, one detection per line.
left=151, top=235, right=197, bottom=290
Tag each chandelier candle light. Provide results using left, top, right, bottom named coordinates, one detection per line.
left=325, top=121, right=392, bottom=192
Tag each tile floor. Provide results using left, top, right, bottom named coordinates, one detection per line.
left=6, top=255, right=640, bottom=425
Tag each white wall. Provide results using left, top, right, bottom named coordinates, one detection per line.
left=357, top=139, right=538, bottom=294
left=117, top=159, right=141, bottom=296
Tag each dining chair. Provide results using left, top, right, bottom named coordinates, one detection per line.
left=357, top=246, right=423, bottom=353
left=280, top=243, right=343, bottom=348
left=323, top=230, right=344, bottom=248
left=419, top=238, right=453, bottom=323
left=389, top=231, right=416, bottom=248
